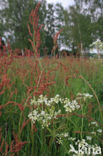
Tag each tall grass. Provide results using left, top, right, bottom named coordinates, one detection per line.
left=0, top=56, right=103, bottom=155
left=0, top=2, right=103, bottom=156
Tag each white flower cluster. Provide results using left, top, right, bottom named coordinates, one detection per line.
left=76, top=93, right=93, bottom=101
left=90, top=121, right=98, bottom=127
left=89, top=121, right=103, bottom=135
left=28, top=94, right=81, bottom=128
left=56, top=132, right=69, bottom=144
left=28, top=109, right=61, bottom=128
left=64, top=99, right=80, bottom=112
left=91, top=39, right=103, bottom=50
left=30, top=94, right=63, bottom=107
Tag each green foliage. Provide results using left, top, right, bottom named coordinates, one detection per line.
left=0, top=0, right=47, bottom=50
left=0, top=57, right=103, bottom=155
left=0, top=0, right=103, bottom=55
left=55, top=0, right=103, bottom=54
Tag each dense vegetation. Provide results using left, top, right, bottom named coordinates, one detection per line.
left=0, top=1, right=103, bottom=155
left=0, top=55, right=103, bottom=155
left=0, top=0, right=103, bottom=55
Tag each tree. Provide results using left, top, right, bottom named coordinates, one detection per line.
left=40, top=30, right=54, bottom=56
left=41, top=3, right=59, bottom=56
left=55, top=2, right=97, bottom=55
left=45, top=4, right=56, bottom=36
left=74, top=0, right=103, bottom=44
left=55, top=3, right=66, bottom=49
left=0, top=0, right=58, bottom=56
left=0, top=0, right=47, bottom=50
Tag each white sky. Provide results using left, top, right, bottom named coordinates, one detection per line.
left=46, top=0, right=74, bottom=8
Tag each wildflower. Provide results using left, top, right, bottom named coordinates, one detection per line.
left=97, top=129, right=102, bottom=133
left=63, top=98, right=70, bottom=104
left=63, top=133, right=68, bottom=137
left=41, top=111, right=45, bottom=116
left=53, top=94, right=61, bottom=103
left=64, top=100, right=80, bottom=112
left=59, top=132, right=68, bottom=138
left=68, top=137, right=76, bottom=141
left=30, top=97, right=37, bottom=105
left=91, top=131, right=96, bottom=135
left=56, top=137, right=63, bottom=144
left=28, top=94, right=91, bottom=128
left=86, top=136, right=92, bottom=141
left=90, top=121, right=98, bottom=127
left=76, top=93, right=93, bottom=101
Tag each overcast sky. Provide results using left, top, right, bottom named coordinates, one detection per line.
left=46, top=0, right=74, bottom=8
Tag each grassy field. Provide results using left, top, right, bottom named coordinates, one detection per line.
left=0, top=55, right=103, bottom=155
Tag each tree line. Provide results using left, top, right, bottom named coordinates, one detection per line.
left=0, top=0, right=103, bottom=56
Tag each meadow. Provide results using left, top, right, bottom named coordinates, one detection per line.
left=0, top=55, right=103, bottom=156
left=0, top=2, right=103, bottom=156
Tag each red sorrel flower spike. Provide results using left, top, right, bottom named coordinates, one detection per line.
left=52, top=29, right=63, bottom=56
left=28, top=2, right=43, bottom=57
left=20, top=119, right=30, bottom=134
left=27, top=24, right=32, bottom=37
left=13, top=141, right=28, bottom=153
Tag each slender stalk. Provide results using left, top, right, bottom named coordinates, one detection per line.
left=31, top=123, right=35, bottom=156
left=80, top=75, right=103, bottom=121
left=18, top=112, right=23, bottom=139
left=81, top=105, right=84, bottom=140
